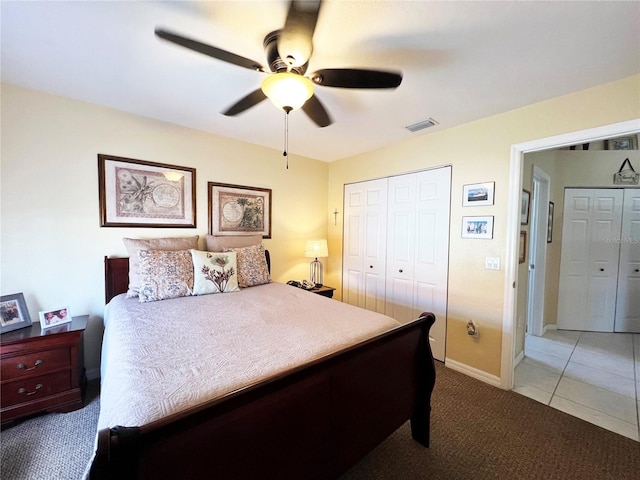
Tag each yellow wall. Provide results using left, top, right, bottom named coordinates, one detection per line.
left=0, top=83, right=328, bottom=377
left=327, top=74, right=640, bottom=378
left=2, top=75, right=639, bottom=382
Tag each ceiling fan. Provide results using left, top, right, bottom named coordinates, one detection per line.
left=155, top=0, right=402, bottom=127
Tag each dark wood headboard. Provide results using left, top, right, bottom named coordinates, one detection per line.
left=104, top=250, right=271, bottom=304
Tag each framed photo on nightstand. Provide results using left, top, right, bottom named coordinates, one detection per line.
left=0, top=293, right=32, bottom=334
left=39, top=307, right=72, bottom=330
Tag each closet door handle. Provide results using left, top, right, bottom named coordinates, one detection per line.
left=370, top=265, right=373, bottom=269
left=635, top=269, right=640, bottom=273
left=399, top=269, right=403, bottom=273
left=600, top=268, right=605, bottom=272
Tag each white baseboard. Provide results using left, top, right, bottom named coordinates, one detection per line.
left=86, top=367, right=100, bottom=382
left=444, top=358, right=503, bottom=389
left=544, top=324, right=557, bottom=334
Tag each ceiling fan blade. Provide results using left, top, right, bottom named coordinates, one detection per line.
left=155, top=29, right=265, bottom=72
left=222, top=89, right=268, bottom=116
left=278, top=0, right=322, bottom=68
left=310, top=69, right=402, bottom=89
left=302, top=95, right=332, bottom=127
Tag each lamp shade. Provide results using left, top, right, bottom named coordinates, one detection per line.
left=261, top=72, right=314, bottom=111
left=305, top=239, right=328, bottom=258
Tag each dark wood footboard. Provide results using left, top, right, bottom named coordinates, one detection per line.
left=89, top=312, right=436, bottom=480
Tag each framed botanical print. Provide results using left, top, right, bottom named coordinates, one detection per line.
left=208, top=182, right=272, bottom=238
left=98, top=154, right=196, bottom=227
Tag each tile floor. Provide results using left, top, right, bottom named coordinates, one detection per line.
left=514, top=329, right=640, bottom=441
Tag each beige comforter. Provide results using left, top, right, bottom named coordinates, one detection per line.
left=97, top=282, right=400, bottom=430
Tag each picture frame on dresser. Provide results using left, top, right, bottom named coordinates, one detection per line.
left=98, top=154, right=196, bottom=228
left=0, top=293, right=32, bottom=334
left=39, top=307, right=72, bottom=330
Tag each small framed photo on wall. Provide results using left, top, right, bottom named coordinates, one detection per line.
left=461, top=216, right=494, bottom=239
left=521, top=189, right=531, bottom=225
left=462, top=182, right=495, bottom=207
left=519, top=231, right=527, bottom=264
left=547, top=202, right=554, bottom=243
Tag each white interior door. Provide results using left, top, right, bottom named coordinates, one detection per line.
left=412, top=167, right=451, bottom=362
left=557, top=188, right=623, bottom=332
left=344, top=168, right=451, bottom=361
left=343, top=179, right=387, bottom=313
left=527, top=167, right=550, bottom=337
left=385, top=174, right=417, bottom=323
left=614, top=188, right=640, bottom=332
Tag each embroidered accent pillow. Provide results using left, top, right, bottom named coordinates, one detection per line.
left=225, top=244, right=271, bottom=288
left=123, top=236, right=199, bottom=297
left=138, top=250, right=194, bottom=302
left=191, top=250, right=240, bottom=295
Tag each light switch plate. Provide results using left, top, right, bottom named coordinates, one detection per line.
left=485, top=257, right=500, bottom=270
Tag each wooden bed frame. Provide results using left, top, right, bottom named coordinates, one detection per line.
left=90, top=256, right=436, bottom=480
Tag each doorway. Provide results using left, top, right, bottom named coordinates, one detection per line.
left=500, top=118, right=640, bottom=390
left=526, top=166, right=550, bottom=338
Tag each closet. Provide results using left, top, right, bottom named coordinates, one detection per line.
left=557, top=188, right=640, bottom=333
left=342, top=167, right=451, bottom=361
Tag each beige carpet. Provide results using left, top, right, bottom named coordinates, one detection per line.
left=2, top=364, right=639, bottom=479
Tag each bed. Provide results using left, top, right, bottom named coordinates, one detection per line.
left=89, top=251, right=436, bottom=479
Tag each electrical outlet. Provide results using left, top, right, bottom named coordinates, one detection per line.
left=467, top=319, right=479, bottom=338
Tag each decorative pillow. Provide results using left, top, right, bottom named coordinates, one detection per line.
left=225, top=244, right=271, bottom=288
left=137, top=250, right=194, bottom=302
left=123, top=236, right=199, bottom=297
left=205, top=234, right=262, bottom=252
left=191, top=250, right=240, bottom=295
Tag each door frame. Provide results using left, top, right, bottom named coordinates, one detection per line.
left=526, top=166, right=550, bottom=337
left=500, top=118, right=640, bottom=390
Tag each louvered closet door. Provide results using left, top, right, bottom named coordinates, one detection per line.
left=614, top=189, right=640, bottom=333
left=343, top=179, right=388, bottom=313
left=557, top=188, right=623, bottom=332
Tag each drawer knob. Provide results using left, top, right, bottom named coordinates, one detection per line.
left=18, top=384, right=43, bottom=396
left=17, top=359, right=43, bottom=371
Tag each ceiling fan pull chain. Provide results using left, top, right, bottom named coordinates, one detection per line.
left=283, top=107, right=292, bottom=169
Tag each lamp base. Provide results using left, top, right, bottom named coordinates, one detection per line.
left=310, top=258, right=323, bottom=286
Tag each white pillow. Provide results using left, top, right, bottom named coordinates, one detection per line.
left=191, top=250, right=240, bottom=295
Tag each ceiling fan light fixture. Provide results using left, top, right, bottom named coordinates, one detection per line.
left=261, top=72, right=314, bottom=111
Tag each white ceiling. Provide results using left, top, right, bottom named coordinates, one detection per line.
left=2, top=1, right=639, bottom=162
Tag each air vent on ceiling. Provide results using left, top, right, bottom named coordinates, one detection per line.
left=405, top=118, right=439, bottom=133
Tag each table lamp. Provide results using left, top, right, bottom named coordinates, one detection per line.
left=305, top=239, right=328, bottom=286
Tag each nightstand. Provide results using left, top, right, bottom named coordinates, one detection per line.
left=312, top=285, right=336, bottom=298
left=1, top=315, right=87, bottom=426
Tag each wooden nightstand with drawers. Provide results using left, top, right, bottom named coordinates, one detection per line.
left=1, top=315, right=87, bottom=426
left=312, top=285, right=336, bottom=298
